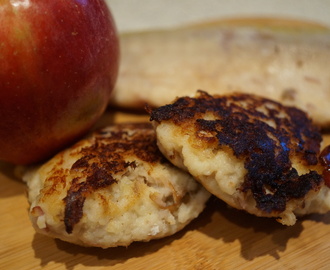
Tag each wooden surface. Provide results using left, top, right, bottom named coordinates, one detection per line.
left=1, top=110, right=330, bottom=270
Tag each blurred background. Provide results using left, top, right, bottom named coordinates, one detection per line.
left=106, top=0, right=330, bottom=33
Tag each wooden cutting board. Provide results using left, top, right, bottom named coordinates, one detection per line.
left=1, top=109, right=330, bottom=270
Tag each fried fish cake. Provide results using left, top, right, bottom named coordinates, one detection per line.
left=23, top=123, right=210, bottom=248
left=150, top=91, right=330, bottom=225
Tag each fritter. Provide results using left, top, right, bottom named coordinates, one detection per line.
left=150, top=91, right=330, bottom=225
left=23, top=123, right=210, bottom=248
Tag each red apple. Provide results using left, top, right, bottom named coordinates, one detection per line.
left=0, top=0, right=119, bottom=165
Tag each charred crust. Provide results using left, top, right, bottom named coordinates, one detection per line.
left=150, top=91, right=323, bottom=214
left=63, top=123, right=164, bottom=233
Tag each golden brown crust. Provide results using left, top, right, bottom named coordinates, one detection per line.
left=150, top=91, right=323, bottom=214
left=24, top=122, right=211, bottom=247
left=62, top=123, right=164, bottom=233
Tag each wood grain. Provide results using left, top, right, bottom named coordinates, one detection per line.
left=1, top=110, right=330, bottom=270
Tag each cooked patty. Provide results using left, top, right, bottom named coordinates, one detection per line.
left=150, top=91, right=329, bottom=225
left=23, top=123, right=210, bottom=248
left=112, top=18, right=330, bottom=128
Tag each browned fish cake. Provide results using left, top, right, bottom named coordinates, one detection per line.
left=23, top=123, right=210, bottom=248
left=150, top=91, right=330, bottom=225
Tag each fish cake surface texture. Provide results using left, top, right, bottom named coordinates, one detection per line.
left=23, top=123, right=210, bottom=248
left=112, top=18, right=330, bottom=128
left=150, top=91, right=330, bottom=225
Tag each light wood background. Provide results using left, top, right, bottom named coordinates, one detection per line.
left=1, top=110, right=330, bottom=270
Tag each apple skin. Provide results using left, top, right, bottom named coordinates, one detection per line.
left=0, top=0, right=119, bottom=165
